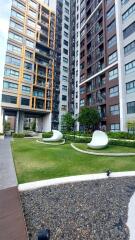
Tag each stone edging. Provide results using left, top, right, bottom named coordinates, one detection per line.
left=18, top=171, right=135, bottom=192
left=71, top=143, right=135, bottom=156
left=36, top=139, right=65, bottom=145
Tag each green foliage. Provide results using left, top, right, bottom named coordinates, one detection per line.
left=0, top=133, right=4, bottom=135
left=109, top=139, right=135, bottom=148
left=108, top=131, right=135, bottom=140
left=78, top=107, right=100, bottom=131
left=62, top=112, right=75, bottom=132
left=64, top=133, right=90, bottom=143
left=4, top=121, right=10, bottom=131
left=42, top=131, right=53, bottom=138
left=13, top=133, right=25, bottom=138
left=31, top=120, right=36, bottom=131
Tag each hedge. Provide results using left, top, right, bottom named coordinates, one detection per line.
left=12, top=133, right=25, bottom=138
left=107, top=131, right=135, bottom=140
left=42, top=131, right=53, bottom=138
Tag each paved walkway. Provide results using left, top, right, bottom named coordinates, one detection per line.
left=0, top=138, right=28, bottom=240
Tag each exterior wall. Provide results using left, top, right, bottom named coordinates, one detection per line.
left=1, top=0, right=56, bottom=132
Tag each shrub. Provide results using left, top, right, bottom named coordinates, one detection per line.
left=64, top=134, right=90, bottom=143
left=42, top=132, right=53, bottom=138
left=109, top=139, right=135, bottom=148
left=0, top=133, right=4, bottom=135
left=12, top=133, right=25, bottom=138
left=108, top=131, right=135, bottom=140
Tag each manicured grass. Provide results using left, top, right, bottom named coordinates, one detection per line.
left=11, top=139, right=135, bottom=184
left=75, top=143, right=135, bottom=153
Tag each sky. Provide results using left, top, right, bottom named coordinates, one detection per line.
left=0, top=0, right=11, bottom=94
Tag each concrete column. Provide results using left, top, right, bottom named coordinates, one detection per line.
left=0, top=108, right=4, bottom=133
left=42, top=113, right=52, bottom=132
left=15, top=111, right=25, bottom=133
left=15, top=111, right=19, bottom=133
left=36, top=117, right=43, bottom=132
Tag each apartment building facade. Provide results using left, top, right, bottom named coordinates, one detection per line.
left=0, top=0, right=56, bottom=133
left=79, top=0, right=135, bottom=132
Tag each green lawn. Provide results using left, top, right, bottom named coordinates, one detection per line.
left=11, top=139, right=135, bottom=184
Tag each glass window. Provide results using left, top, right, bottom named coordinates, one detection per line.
left=29, top=9, right=37, bottom=18
left=6, top=56, right=21, bottom=66
left=3, top=81, right=18, bottom=90
left=62, top=95, right=67, bottom=101
left=80, top=99, right=85, bottom=106
left=26, top=39, right=35, bottom=48
left=27, top=19, right=36, bottom=28
left=8, top=32, right=23, bottom=42
left=64, top=31, right=68, bottom=37
left=127, top=101, right=135, bottom=114
left=123, top=22, right=135, bottom=39
left=10, top=20, right=23, bottom=32
left=65, top=8, right=69, bottom=14
left=64, top=16, right=69, bottom=22
left=26, top=29, right=35, bottom=38
left=124, top=41, right=135, bottom=56
left=64, top=23, right=69, bottom=30
left=109, top=68, right=118, bottom=80
left=63, top=66, right=68, bottom=72
left=125, top=60, right=135, bottom=74
left=24, top=62, right=33, bottom=70
left=64, top=39, right=68, bottom=46
left=11, top=10, right=24, bottom=21
left=25, top=50, right=33, bottom=59
left=63, top=57, right=68, bottom=63
left=4, top=68, right=19, bottom=78
left=7, top=44, right=21, bottom=54
left=63, top=48, right=68, bottom=55
left=2, top=94, right=17, bottom=104
left=121, top=0, right=129, bottom=5
left=62, top=85, right=67, bottom=91
left=126, top=80, right=135, bottom=93
left=65, top=0, right=69, bottom=7
left=107, top=20, right=116, bottom=32
left=107, top=5, right=115, bottom=19
left=110, top=104, right=119, bottom=115
left=21, top=98, right=30, bottom=106
left=122, top=4, right=135, bottom=21
left=108, top=51, right=117, bottom=64
left=29, top=0, right=37, bottom=9
left=22, top=85, right=31, bottom=93
left=111, top=123, right=120, bottom=132
left=63, top=75, right=67, bottom=81
left=109, top=85, right=119, bottom=97
left=12, top=0, right=25, bottom=11
left=23, top=73, right=32, bottom=82
left=108, top=35, right=117, bottom=48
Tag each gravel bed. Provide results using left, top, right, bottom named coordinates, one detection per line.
left=20, top=177, right=135, bottom=240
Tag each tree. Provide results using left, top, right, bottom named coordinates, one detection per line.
left=62, top=112, right=75, bottom=132
left=78, top=107, right=100, bottom=132
left=4, top=121, right=11, bottom=132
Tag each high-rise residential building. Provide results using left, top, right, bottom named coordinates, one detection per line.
left=0, top=0, right=56, bottom=133
left=79, top=0, right=135, bottom=132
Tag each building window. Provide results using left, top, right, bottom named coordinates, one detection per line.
left=26, top=39, right=35, bottom=48
left=61, top=105, right=67, bottom=111
left=124, top=41, right=135, bottom=56
left=64, top=39, right=68, bottom=46
left=29, top=9, right=37, bottom=18
left=80, top=99, right=85, bottom=106
left=10, top=20, right=23, bottom=32
left=62, top=95, right=67, bottom=101
left=64, top=23, right=69, bottom=30
left=63, top=57, right=68, bottom=63
left=26, top=29, right=35, bottom=38
left=111, top=123, right=120, bottom=132
left=110, top=104, right=120, bottom=115
left=63, top=48, right=68, bottom=55
left=63, top=66, right=68, bottom=72
left=65, top=0, right=69, bottom=7
left=109, top=68, right=118, bottom=80
left=2, top=94, right=17, bottom=104
left=63, top=75, right=67, bottom=81
left=123, top=22, right=135, bottom=39
left=25, top=50, right=33, bottom=59
left=6, top=56, right=21, bottom=66
left=122, top=4, right=135, bottom=21
left=65, top=8, right=69, bottom=14
left=21, top=98, right=30, bottom=106
left=127, top=101, right=135, bottom=114
left=80, top=87, right=85, bottom=94
left=23, top=73, right=32, bottom=82
left=29, top=0, right=37, bottom=9
left=125, top=60, right=135, bottom=74
left=3, top=81, right=18, bottom=90
left=109, top=85, right=119, bottom=97
left=7, top=44, right=21, bottom=54
left=62, top=85, right=67, bottom=91
left=12, top=0, right=25, bottom=11
left=24, top=62, right=33, bottom=70
left=107, top=5, right=115, bottom=19
left=108, top=51, right=117, bottom=64
left=126, top=80, right=135, bottom=93
left=121, top=0, right=129, bottom=5
left=64, top=31, right=68, bottom=37
left=107, top=20, right=116, bottom=33
left=11, top=10, right=24, bottom=21
left=8, top=32, right=23, bottom=42
left=27, top=19, right=36, bottom=28
left=108, top=35, right=117, bottom=48
left=64, top=16, right=69, bottom=22
left=4, top=68, right=19, bottom=78
left=22, top=85, right=31, bottom=93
